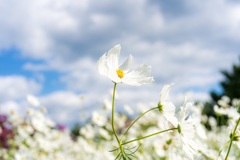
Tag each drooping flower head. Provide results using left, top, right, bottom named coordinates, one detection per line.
left=157, top=84, right=178, bottom=127
left=97, top=44, right=154, bottom=86
left=176, top=102, right=198, bottom=160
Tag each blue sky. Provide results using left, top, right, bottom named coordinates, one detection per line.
left=0, top=0, right=240, bottom=127
left=0, top=47, right=64, bottom=94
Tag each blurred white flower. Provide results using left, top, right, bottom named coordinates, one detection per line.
left=232, top=98, right=240, bottom=107
left=214, top=105, right=229, bottom=115
left=80, top=124, right=95, bottom=139
left=97, top=44, right=154, bottom=86
left=29, top=109, right=55, bottom=134
left=92, top=111, right=107, bottom=127
left=15, top=152, right=29, bottom=160
left=218, top=96, right=230, bottom=108
left=157, top=84, right=178, bottom=127
left=27, top=94, right=40, bottom=107
left=214, top=105, right=240, bottom=121
left=208, top=116, right=217, bottom=129
left=98, top=128, right=111, bottom=140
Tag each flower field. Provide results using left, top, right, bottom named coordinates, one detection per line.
left=0, top=94, right=239, bottom=160
left=0, top=45, right=239, bottom=160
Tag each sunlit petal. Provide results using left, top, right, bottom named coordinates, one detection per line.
left=106, top=44, right=121, bottom=69
left=119, top=54, right=134, bottom=72
left=97, top=53, right=108, bottom=76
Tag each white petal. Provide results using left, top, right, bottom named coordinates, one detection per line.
left=97, top=53, right=108, bottom=76
left=106, top=44, right=121, bottom=69
left=162, top=102, right=178, bottom=126
left=107, top=69, right=121, bottom=83
left=123, top=64, right=154, bottom=86
left=160, top=84, right=174, bottom=102
left=166, top=115, right=178, bottom=127
left=119, top=54, right=134, bottom=72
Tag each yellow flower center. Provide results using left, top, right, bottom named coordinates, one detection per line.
left=116, top=69, right=124, bottom=79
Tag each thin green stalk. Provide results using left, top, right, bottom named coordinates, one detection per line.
left=120, top=107, right=158, bottom=142
left=111, top=83, right=120, bottom=144
left=122, top=127, right=177, bottom=145
left=111, top=83, right=126, bottom=158
left=224, top=117, right=240, bottom=160
left=217, top=140, right=230, bottom=159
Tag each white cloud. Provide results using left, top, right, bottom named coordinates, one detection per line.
left=0, top=76, right=41, bottom=101
left=0, top=101, right=21, bottom=114
left=1, top=0, right=239, bottom=62
left=41, top=91, right=83, bottom=108
left=39, top=90, right=100, bottom=125
left=0, top=75, right=42, bottom=116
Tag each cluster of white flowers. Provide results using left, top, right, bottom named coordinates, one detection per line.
left=0, top=45, right=239, bottom=159
left=0, top=93, right=239, bottom=159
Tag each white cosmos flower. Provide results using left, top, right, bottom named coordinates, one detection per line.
left=177, top=102, right=198, bottom=160
left=157, top=84, right=178, bottom=127
left=97, top=44, right=154, bottom=86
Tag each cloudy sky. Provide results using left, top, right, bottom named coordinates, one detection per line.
left=0, top=0, right=239, bottom=127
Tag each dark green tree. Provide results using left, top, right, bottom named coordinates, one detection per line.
left=211, top=62, right=240, bottom=103
left=70, top=123, right=81, bottom=140
left=203, top=58, right=240, bottom=127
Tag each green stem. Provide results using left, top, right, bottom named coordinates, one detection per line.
left=111, top=83, right=126, bottom=158
left=224, top=117, right=240, bottom=160
left=217, top=140, right=230, bottom=159
left=120, top=107, right=158, bottom=142
left=111, top=83, right=120, bottom=144
left=122, top=127, right=177, bottom=145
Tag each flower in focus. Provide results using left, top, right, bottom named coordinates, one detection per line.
left=157, top=84, right=178, bottom=127
left=97, top=44, right=154, bottom=86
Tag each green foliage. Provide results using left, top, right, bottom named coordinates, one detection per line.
left=203, top=58, right=240, bottom=126
left=211, top=61, right=240, bottom=103
left=71, top=123, right=81, bottom=139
